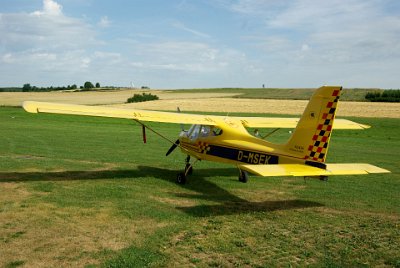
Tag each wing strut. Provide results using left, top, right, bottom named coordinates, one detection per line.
left=142, top=125, right=147, bottom=143
left=262, top=128, right=281, bottom=139
left=134, top=120, right=190, bottom=155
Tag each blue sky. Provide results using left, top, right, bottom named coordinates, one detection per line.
left=1, top=0, right=399, bottom=89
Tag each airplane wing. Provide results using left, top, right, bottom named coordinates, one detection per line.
left=239, top=163, right=390, bottom=177
left=23, top=101, right=219, bottom=125
left=23, top=101, right=368, bottom=129
left=237, top=117, right=370, bottom=129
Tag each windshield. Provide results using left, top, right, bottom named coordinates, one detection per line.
left=187, top=125, right=222, bottom=141
left=188, top=125, right=201, bottom=140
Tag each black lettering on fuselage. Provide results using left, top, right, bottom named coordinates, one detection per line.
left=237, top=150, right=243, bottom=161
left=193, top=143, right=279, bottom=165
left=236, top=150, right=276, bottom=164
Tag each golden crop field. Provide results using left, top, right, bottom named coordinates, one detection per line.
left=1, top=89, right=400, bottom=118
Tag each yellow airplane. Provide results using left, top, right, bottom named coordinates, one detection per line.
left=23, top=86, right=390, bottom=184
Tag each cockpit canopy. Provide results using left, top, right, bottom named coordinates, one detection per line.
left=186, top=125, right=222, bottom=140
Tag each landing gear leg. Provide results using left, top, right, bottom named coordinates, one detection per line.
left=238, top=169, right=248, bottom=183
left=185, top=155, right=193, bottom=175
left=176, top=155, right=196, bottom=185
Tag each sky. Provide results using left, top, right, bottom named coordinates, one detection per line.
left=1, top=0, right=399, bottom=89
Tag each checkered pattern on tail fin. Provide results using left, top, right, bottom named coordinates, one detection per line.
left=305, top=89, right=341, bottom=162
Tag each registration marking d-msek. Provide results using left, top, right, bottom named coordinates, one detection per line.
left=237, top=150, right=278, bottom=164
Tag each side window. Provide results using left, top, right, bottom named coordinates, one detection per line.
left=212, top=127, right=223, bottom=136
left=200, top=125, right=211, bottom=138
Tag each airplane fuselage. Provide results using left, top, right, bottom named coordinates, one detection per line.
left=178, top=123, right=304, bottom=167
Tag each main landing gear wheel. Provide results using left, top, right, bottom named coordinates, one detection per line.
left=238, top=170, right=248, bottom=183
left=176, top=172, right=187, bottom=184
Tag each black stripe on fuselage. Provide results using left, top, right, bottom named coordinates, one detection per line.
left=206, top=144, right=278, bottom=165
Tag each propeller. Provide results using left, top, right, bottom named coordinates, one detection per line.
left=166, top=139, right=180, bottom=156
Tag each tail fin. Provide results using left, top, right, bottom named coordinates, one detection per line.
left=284, top=86, right=342, bottom=163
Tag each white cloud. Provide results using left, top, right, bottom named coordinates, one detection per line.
left=0, top=0, right=102, bottom=86
left=2, top=53, right=14, bottom=64
left=261, top=1, right=400, bottom=63
left=98, top=16, right=111, bottom=28
left=301, top=44, right=310, bottom=52
left=0, top=2, right=96, bottom=53
left=32, top=0, right=63, bottom=16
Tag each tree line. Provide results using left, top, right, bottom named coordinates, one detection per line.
left=365, top=90, right=400, bottom=102
left=21, top=81, right=101, bottom=92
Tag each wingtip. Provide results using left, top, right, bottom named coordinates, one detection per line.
left=22, top=101, right=38, bottom=113
left=360, top=123, right=371, bottom=129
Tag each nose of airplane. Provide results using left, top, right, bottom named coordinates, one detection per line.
left=166, top=139, right=180, bottom=156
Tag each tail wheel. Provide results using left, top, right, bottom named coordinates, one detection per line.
left=239, top=170, right=248, bottom=183
left=319, top=175, right=328, bottom=181
left=176, top=172, right=187, bottom=184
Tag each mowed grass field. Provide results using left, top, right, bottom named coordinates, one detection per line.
left=0, top=106, right=399, bottom=267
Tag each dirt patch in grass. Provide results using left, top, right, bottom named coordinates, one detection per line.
left=0, top=183, right=32, bottom=201
left=0, top=186, right=166, bottom=267
left=150, top=195, right=198, bottom=208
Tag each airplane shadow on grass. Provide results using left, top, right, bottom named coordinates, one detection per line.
left=0, top=165, right=323, bottom=217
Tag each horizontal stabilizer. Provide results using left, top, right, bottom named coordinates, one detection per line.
left=325, top=163, right=391, bottom=174
left=239, top=163, right=390, bottom=177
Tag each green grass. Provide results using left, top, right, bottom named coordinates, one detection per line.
left=171, top=87, right=382, bottom=101
left=0, top=107, right=399, bottom=267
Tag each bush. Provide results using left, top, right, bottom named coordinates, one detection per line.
left=127, top=93, right=159, bottom=103
left=365, top=90, right=400, bottom=102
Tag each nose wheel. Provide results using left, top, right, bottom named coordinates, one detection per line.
left=176, top=155, right=196, bottom=184
left=176, top=172, right=187, bottom=184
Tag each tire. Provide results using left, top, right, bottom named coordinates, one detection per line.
left=239, top=170, right=248, bottom=183
left=176, top=172, right=187, bottom=184
left=319, top=175, right=328, bottom=181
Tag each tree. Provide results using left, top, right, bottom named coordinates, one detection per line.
left=83, top=81, right=94, bottom=89
left=22, top=83, right=32, bottom=92
left=95, top=82, right=100, bottom=88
